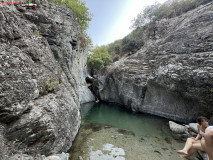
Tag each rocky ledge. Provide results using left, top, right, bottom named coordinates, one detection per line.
left=0, top=0, right=94, bottom=159
left=92, top=2, right=213, bottom=122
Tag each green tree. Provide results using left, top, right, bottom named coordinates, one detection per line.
left=47, top=0, right=93, bottom=45
left=88, top=57, right=104, bottom=70
left=64, top=0, right=93, bottom=32
left=122, top=36, right=144, bottom=53
left=88, top=46, right=113, bottom=72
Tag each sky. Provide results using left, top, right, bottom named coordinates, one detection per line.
left=85, top=0, right=168, bottom=46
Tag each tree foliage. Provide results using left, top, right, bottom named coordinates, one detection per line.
left=131, top=0, right=212, bottom=29
left=88, top=46, right=113, bottom=71
left=48, top=0, right=92, bottom=38
left=122, top=36, right=144, bottom=53
left=107, top=27, right=145, bottom=56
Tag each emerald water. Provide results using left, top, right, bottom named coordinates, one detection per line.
left=70, top=102, right=190, bottom=160
left=82, top=102, right=170, bottom=138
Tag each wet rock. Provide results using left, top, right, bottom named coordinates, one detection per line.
left=164, top=137, right=172, bottom=144
left=117, top=128, right=135, bottom=136
left=139, top=137, right=145, bottom=142
left=154, top=150, right=162, bottom=155
left=169, top=121, right=187, bottom=134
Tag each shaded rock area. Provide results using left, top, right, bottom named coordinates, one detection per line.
left=92, top=2, right=213, bottom=122
left=0, top=0, right=94, bottom=159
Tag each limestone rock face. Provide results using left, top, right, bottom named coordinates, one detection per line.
left=0, top=1, right=93, bottom=158
left=92, top=3, right=213, bottom=122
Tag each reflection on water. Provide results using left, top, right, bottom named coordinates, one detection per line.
left=70, top=102, right=190, bottom=160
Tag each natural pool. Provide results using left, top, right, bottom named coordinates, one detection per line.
left=69, top=102, right=189, bottom=160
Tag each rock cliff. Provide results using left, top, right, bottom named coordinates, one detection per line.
left=92, top=2, right=213, bottom=122
left=0, top=0, right=94, bottom=159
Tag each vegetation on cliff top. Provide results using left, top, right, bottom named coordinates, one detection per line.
left=47, top=0, right=93, bottom=46
left=131, top=0, right=212, bottom=29
left=106, top=0, right=212, bottom=60
left=88, top=46, right=113, bottom=73
left=47, top=0, right=92, bottom=32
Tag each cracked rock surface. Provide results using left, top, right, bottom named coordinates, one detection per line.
left=0, top=1, right=94, bottom=158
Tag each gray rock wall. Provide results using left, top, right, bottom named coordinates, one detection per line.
left=92, top=2, right=213, bottom=123
left=0, top=1, right=93, bottom=158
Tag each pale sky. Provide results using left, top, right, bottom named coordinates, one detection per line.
left=85, top=0, right=167, bottom=46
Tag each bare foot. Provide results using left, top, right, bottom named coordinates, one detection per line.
left=177, top=150, right=188, bottom=155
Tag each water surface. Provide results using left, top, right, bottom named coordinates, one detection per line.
left=70, top=102, right=192, bottom=160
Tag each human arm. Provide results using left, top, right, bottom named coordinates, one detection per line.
left=194, top=124, right=201, bottom=141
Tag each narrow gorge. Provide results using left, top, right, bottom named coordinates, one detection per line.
left=0, top=0, right=213, bottom=160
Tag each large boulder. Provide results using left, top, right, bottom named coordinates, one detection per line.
left=169, top=121, right=188, bottom=134
left=198, top=151, right=209, bottom=160
left=189, top=123, right=199, bottom=133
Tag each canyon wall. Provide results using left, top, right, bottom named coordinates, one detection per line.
left=0, top=1, right=94, bottom=158
left=92, top=3, right=213, bottom=123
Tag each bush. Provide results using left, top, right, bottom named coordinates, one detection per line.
left=88, top=57, right=104, bottom=70
left=131, top=0, right=212, bottom=29
left=113, top=55, right=119, bottom=62
left=47, top=0, right=92, bottom=33
left=88, top=46, right=113, bottom=71
left=122, top=37, right=144, bottom=53
left=108, top=39, right=122, bottom=57
left=64, top=0, right=92, bottom=32
left=46, top=80, right=60, bottom=93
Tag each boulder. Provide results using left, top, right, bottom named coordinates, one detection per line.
left=9, top=153, right=69, bottom=160
left=169, top=121, right=187, bottom=134
left=198, top=151, right=209, bottom=160
left=189, top=123, right=198, bottom=133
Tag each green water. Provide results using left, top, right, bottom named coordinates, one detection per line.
left=70, top=102, right=192, bottom=160
left=81, top=102, right=170, bottom=138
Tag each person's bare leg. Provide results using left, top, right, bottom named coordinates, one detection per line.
left=177, top=138, right=195, bottom=155
left=183, top=148, right=196, bottom=158
left=183, top=141, right=202, bottom=158
left=192, top=141, right=204, bottom=151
